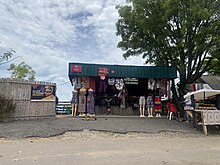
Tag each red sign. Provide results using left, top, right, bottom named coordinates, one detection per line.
left=98, top=68, right=108, bottom=75
left=71, top=65, right=82, bottom=73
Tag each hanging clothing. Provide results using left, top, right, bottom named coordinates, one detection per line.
left=195, top=84, right=199, bottom=91
left=154, top=96, right=161, bottom=113
left=87, top=89, right=95, bottom=114
left=72, top=90, right=79, bottom=104
left=190, top=84, right=195, bottom=92
left=139, top=96, right=145, bottom=105
left=161, top=79, right=167, bottom=96
left=74, top=77, right=81, bottom=89
left=108, top=78, right=115, bottom=86
left=99, top=79, right=107, bottom=93
left=185, top=84, right=191, bottom=92
left=115, top=78, right=124, bottom=90
left=146, top=96, right=154, bottom=108
left=81, top=76, right=89, bottom=89
left=78, top=88, right=86, bottom=113
left=89, top=77, right=96, bottom=92
left=198, top=83, right=203, bottom=90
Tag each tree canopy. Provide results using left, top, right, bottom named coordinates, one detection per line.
left=7, top=62, right=36, bottom=80
left=116, top=0, right=220, bottom=115
left=207, top=58, right=220, bottom=75
left=116, top=0, right=220, bottom=91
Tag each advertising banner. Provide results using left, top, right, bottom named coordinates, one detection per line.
left=31, top=84, right=56, bottom=101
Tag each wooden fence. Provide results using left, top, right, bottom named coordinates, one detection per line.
left=0, top=78, right=56, bottom=119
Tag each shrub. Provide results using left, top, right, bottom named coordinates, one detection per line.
left=0, top=94, right=16, bottom=119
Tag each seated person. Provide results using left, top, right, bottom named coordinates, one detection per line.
left=166, top=100, right=177, bottom=120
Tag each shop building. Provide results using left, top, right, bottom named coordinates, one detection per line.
left=68, top=62, right=177, bottom=115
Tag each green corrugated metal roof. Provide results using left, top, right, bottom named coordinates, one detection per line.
left=68, top=62, right=177, bottom=81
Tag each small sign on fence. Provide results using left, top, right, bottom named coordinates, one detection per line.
left=31, top=84, right=56, bottom=101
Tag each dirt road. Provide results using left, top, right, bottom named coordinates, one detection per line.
left=0, top=131, right=220, bottom=165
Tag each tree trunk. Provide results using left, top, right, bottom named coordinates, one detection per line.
left=171, top=79, right=185, bottom=118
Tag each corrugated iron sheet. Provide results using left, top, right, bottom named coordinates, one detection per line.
left=69, top=62, right=177, bottom=80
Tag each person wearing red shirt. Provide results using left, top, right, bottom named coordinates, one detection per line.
left=166, top=100, right=176, bottom=120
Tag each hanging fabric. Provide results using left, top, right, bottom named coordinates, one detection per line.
left=146, top=96, right=154, bottom=108
left=190, top=84, right=194, bottom=92
left=87, top=88, right=95, bottom=114
left=108, top=78, right=115, bottom=86
left=115, top=78, right=124, bottom=90
left=72, top=90, right=79, bottom=104
left=99, top=79, right=107, bottom=92
left=148, top=79, right=155, bottom=90
left=74, top=77, right=81, bottom=89
left=78, top=88, right=86, bottom=113
left=81, top=76, right=89, bottom=89
left=89, top=77, right=96, bottom=92
left=161, top=79, right=167, bottom=96
left=154, top=96, right=161, bottom=113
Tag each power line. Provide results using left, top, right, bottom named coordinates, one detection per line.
left=0, top=56, right=22, bottom=65
left=58, top=81, right=70, bottom=86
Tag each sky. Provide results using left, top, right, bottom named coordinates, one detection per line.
left=0, top=0, right=145, bottom=100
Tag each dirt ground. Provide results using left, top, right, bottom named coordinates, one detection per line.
left=0, top=131, right=220, bottom=165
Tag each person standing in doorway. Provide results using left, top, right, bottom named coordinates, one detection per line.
left=105, top=98, right=112, bottom=115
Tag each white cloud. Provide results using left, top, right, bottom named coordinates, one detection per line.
left=0, top=0, right=145, bottom=100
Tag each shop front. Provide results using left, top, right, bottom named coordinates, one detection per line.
left=68, top=63, right=177, bottom=116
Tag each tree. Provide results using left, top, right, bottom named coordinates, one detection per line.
left=207, top=58, right=220, bottom=75
left=0, top=49, right=15, bottom=66
left=116, top=0, right=220, bottom=115
left=7, top=62, right=36, bottom=80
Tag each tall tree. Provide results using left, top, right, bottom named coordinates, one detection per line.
left=116, top=0, right=220, bottom=115
left=7, top=62, right=36, bottom=80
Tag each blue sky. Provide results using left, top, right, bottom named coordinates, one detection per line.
left=0, top=0, right=145, bottom=100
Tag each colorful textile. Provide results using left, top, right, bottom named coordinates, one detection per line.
left=186, top=83, right=203, bottom=92
left=190, top=84, right=195, bottom=91
left=195, top=83, right=199, bottom=91
left=198, top=83, right=203, bottom=90
left=154, top=96, right=161, bottom=113
left=72, top=90, right=79, bottom=104
left=108, top=78, right=115, bottom=86
left=81, top=76, right=89, bottom=89
left=161, top=79, right=167, bottom=97
left=87, top=89, right=95, bottom=114
left=115, top=78, right=124, bottom=90
left=146, top=96, right=154, bottom=108
left=185, top=84, right=191, bottom=91
left=78, top=88, right=86, bottom=113
left=89, top=77, right=96, bottom=92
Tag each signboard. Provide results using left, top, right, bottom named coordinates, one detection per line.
left=98, top=68, right=108, bottom=80
left=71, top=65, right=82, bottom=73
left=98, top=68, right=108, bottom=75
left=31, top=84, right=56, bottom=101
left=124, top=78, right=138, bottom=85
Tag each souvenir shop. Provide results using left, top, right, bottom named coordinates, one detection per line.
left=68, top=63, right=177, bottom=116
